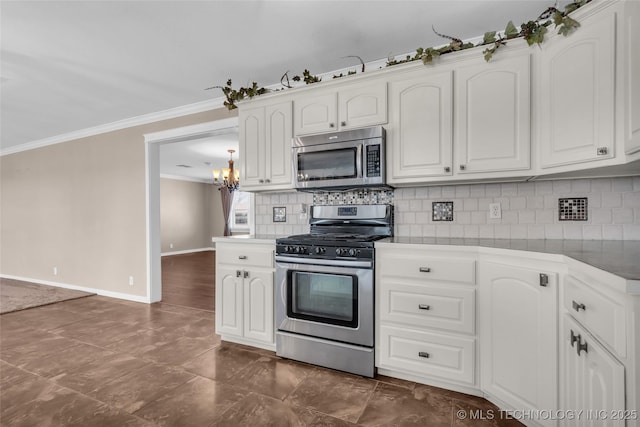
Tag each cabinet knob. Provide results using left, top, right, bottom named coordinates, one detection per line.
left=572, top=300, right=586, bottom=312
left=238, top=255, right=247, bottom=260
left=418, top=304, right=431, bottom=311
left=418, top=351, right=430, bottom=359
left=577, top=338, right=588, bottom=356
left=329, top=123, right=335, bottom=128
left=341, top=121, right=347, bottom=127
left=597, top=147, right=609, bottom=156
left=244, top=271, right=249, bottom=278
left=265, top=179, right=271, bottom=183
left=570, top=329, right=579, bottom=348
left=259, top=179, right=265, bottom=184
left=236, top=270, right=242, bottom=277
left=539, top=273, right=549, bottom=287
left=459, top=164, right=466, bottom=171
left=444, top=166, right=451, bottom=173
left=419, top=267, right=431, bottom=273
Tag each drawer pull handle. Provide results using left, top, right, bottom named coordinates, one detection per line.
left=238, top=255, right=247, bottom=260
left=570, top=329, right=579, bottom=348
left=419, top=267, right=431, bottom=273
left=236, top=270, right=242, bottom=278
left=577, top=338, right=588, bottom=356
left=243, top=271, right=249, bottom=279
left=418, top=351, right=430, bottom=359
left=418, top=304, right=431, bottom=311
left=572, top=301, right=586, bottom=312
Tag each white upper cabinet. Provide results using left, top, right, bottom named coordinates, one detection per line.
left=387, top=69, right=453, bottom=183
left=454, top=51, right=531, bottom=174
left=239, top=101, right=293, bottom=192
left=623, top=0, right=640, bottom=155
left=293, top=81, right=387, bottom=135
left=538, top=8, right=616, bottom=169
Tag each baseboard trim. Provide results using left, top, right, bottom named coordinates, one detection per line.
left=161, top=247, right=214, bottom=256
left=0, top=274, right=151, bottom=304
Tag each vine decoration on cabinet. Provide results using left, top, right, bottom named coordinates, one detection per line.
left=208, top=0, right=590, bottom=111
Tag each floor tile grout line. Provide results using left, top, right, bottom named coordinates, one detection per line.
left=354, top=378, right=380, bottom=424
left=0, top=358, right=154, bottom=426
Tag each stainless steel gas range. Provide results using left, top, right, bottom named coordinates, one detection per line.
left=274, top=204, right=393, bottom=377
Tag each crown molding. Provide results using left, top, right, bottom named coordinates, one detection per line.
left=0, top=96, right=226, bottom=157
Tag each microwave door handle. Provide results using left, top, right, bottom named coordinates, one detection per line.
left=356, top=144, right=363, bottom=178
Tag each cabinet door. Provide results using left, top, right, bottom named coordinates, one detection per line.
left=243, top=268, right=274, bottom=344
left=265, top=102, right=293, bottom=187
left=293, top=93, right=337, bottom=135
left=338, top=81, right=387, bottom=130
left=624, top=0, right=640, bottom=155
left=455, top=53, right=531, bottom=174
left=239, top=107, right=266, bottom=189
left=560, top=315, right=625, bottom=427
left=388, top=70, right=453, bottom=182
left=479, top=261, right=558, bottom=426
left=215, top=265, right=243, bottom=337
left=538, top=11, right=615, bottom=168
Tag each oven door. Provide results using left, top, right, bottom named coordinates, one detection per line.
left=275, top=256, right=373, bottom=347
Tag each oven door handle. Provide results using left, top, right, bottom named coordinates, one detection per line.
left=275, top=255, right=373, bottom=269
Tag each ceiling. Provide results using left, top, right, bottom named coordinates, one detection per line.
left=1, top=0, right=561, bottom=180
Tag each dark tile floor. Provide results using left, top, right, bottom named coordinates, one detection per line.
left=0, top=296, right=522, bottom=426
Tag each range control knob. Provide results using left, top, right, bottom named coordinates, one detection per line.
left=314, top=247, right=325, bottom=255
left=348, top=248, right=357, bottom=257
left=282, top=246, right=289, bottom=253
left=336, top=248, right=343, bottom=256
left=294, top=246, right=301, bottom=254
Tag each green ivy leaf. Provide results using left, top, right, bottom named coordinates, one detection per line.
left=553, top=10, right=564, bottom=26
left=505, top=21, right=518, bottom=38
left=558, top=15, right=580, bottom=36
left=483, top=31, right=496, bottom=44
left=483, top=46, right=496, bottom=62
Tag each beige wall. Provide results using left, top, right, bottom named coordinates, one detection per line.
left=160, top=178, right=225, bottom=252
left=0, top=108, right=236, bottom=298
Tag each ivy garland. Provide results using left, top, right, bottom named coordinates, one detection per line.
left=208, top=0, right=590, bottom=111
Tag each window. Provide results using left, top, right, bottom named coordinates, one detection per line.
left=229, top=191, right=251, bottom=234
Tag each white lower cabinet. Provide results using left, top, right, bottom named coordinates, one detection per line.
left=376, top=243, right=639, bottom=427
left=376, top=244, right=479, bottom=394
left=559, top=270, right=638, bottom=427
left=479, top=260, right=560, bottom=427
left=560, top=314, right=625, bottom=427
left=215, top=241, right=275, bottom=350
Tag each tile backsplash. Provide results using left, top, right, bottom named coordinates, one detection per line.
left=254, top=177, right=640, bottom=240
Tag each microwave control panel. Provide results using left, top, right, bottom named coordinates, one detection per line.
left=366, top=145, right=381, bottom=177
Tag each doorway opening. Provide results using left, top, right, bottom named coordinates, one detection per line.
left=144, top=117, right=253, bottom=304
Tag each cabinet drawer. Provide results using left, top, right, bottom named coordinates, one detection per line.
left=216, top=243, right=274, bottom=268
left=378, top=253, right=475, bottom=284
left=380, top=282, right=475, bottom=334
left=564, top=275, right=626, bottom=357
left=378, top=325, right=475, bottom=385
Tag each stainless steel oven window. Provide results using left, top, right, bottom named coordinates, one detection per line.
left=296, top=147, right=358, bottom=182
left=288, top=271, right=358, bottom=328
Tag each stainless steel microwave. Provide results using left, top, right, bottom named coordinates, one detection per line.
left=292, top=126, right=386, bottom=190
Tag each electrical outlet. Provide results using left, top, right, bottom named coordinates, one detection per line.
left=129, top=276, right=134, bottom=286
left=169, top=243, right=173, bottom=249
left=489, top=203, right=502, bottom=219
left=211, top=237, right=215, bottom=243
left=53, top=266, right=58, bottom=275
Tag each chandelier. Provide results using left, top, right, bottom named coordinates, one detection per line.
left=212, top=149, right=240, bottom=192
